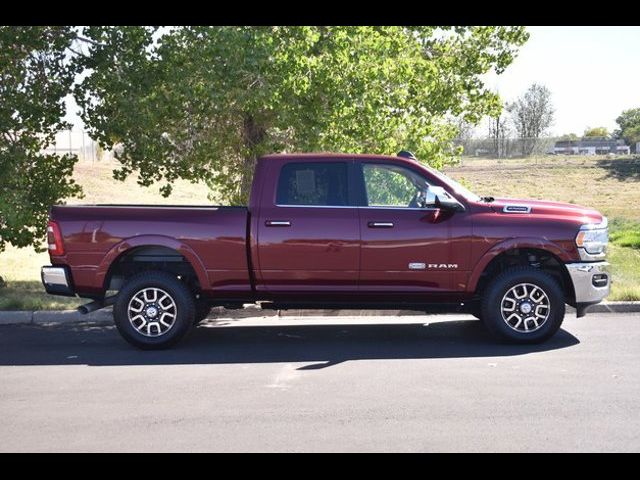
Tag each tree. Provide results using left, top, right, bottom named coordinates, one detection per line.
left=558, top=133, right=579, bottom=141
left=0, top=26, right=82, bottom=253
left=507, top=83, right=554, bottom=156
left=74, top=26, right=529, bottom=204
left=615, top=107, right=640, bottom=152
left=583, top=127, right=609, bottom=138
left=488, top=111, right=511, bottom=158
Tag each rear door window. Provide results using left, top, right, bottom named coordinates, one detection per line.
left=276, top=162, right=349, bottom=206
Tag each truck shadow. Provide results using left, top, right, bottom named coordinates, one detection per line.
left=0, top=318, right=580, bottom=369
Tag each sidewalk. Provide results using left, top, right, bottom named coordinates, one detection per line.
left=1, top=302, right=639, bottom=325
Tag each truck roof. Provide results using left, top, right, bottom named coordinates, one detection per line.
left=259, top=152, right=411, bottom=162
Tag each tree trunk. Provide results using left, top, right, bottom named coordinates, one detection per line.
left=237, top=114, right=267, bottom=204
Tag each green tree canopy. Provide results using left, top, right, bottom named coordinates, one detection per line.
left=0, top=26, right=529, bottom=252
left=615, top=107, right=640, bottom=149
left=558, top=133, right=579, bottom=141
left=583, top=127, right=609, bottom=138
left=74, top=26, right=529, bottom=204
left=0, top=26, right=82, bottom=252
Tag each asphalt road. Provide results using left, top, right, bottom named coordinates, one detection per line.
left=1, top=312, right=639, bottom=452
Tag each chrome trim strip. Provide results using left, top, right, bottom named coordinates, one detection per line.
left=502, top=204, right=532, bottom=214
left=580, top=216, right=608, bottom=230
left=275, top=204, right=354, bottom=209
left=577, top=247, right=607, bottom=262
left=275, top=204, right=438, bottom=211
left=360, top=206, right=439, bottom=211
left=265, top=221, right=291, bottom=227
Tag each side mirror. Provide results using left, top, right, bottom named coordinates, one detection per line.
left=422, top=186, right=465, bottom=212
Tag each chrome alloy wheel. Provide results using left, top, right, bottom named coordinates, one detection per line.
left=127, top=287, right=177, bottom=337
left=500, top=283, right=551, bottom=333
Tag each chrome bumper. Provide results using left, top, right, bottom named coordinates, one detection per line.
left=566, top=261, right=610, bottom=304
left=41, top=266, right=75, bottom=296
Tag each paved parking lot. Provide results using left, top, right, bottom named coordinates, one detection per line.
left=0, top=312, right=639, bottom=452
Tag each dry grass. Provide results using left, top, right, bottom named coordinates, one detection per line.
left=445, top=155, right=640, bottom=222
left=1, top=155, right=639, bottom=310
left=69, top=159, right=215, bottom=205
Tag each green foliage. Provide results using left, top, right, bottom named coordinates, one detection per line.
left=558, top=133, right=579, bottom=141
left=609, top=218, right=640, bottom=250
left=0, top=26, right=82, bottom=252
left=583, top=127, right=609, bottom=138
left=74, top=26, right=529, bottom=204
left=615, top=108, right=640, bottom=149
left=364, top=164, right=422, bottom=207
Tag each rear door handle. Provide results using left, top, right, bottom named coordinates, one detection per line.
left=265, top=220, right=291, bottom=227
left=368, top=222, right=394, bottom=228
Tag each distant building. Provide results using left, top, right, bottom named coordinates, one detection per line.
left=553, top=138, right=630, bottom=155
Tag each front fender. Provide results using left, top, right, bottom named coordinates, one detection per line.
left=95, top=234, right=209, bottom=291
left=466, top=237, right=573, bottom=293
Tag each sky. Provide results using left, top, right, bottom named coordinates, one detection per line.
left=58, top=25, right=640, bottom=149
left=483, top=26, right=640, bottom=136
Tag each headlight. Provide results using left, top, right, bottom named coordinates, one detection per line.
left=575, top=218, right=608, bottom=260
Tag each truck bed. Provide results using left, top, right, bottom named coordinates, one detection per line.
left=49, top=204, right=251, bottom=297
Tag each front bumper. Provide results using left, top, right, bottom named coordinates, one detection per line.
left=566, top=261, right=610, bottom=306
left=41, top=265, right=75, bottom=297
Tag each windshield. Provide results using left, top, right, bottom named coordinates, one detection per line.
left=425, top=166, right=481, bottom=203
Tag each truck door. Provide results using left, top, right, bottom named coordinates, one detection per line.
left=357, top=161, right=457, bottom=293
left=256, top=159, right=360, bottom=294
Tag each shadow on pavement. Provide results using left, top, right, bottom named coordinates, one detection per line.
left=0, top=318, right=580, bottom=369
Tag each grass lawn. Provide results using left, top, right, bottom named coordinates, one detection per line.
left=1, top=155, right=639, bottom=310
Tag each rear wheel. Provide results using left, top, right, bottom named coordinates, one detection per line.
left=481, top=267, right=565, bottom=344
left=113, top=271, right=195, bottom=350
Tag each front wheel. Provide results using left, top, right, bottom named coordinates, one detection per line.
left=481, top=267, right=565, bottom=344
left=113, top=271, right=196, bottom=350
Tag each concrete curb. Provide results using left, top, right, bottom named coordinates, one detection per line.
left=0, top=311, right=33, bottom=325
left=0, top=301, right=639, bottom=326
left=584, top=301, right=640, bottom=314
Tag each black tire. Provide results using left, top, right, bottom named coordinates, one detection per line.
left=481, top=267, right=565, bottom=344
left=113, top=271, right=195, bottom=350
left=194, top=299, right=212, bottom=325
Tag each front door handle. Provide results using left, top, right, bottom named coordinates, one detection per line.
left=368, top=222, right=394, bottom=228
left=265, top=220, right=291, bottom=227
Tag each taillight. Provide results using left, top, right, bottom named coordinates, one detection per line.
left=47, top=220, right=65, bottom=256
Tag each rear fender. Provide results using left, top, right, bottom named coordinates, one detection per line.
left=96, top=235, right=208, bottom=292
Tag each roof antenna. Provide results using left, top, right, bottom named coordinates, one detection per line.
left=397, top=150, right=417, bottom=160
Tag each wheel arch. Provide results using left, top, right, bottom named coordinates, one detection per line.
left=469, top=240, right=575, bottom=304
left=97, top=235, right=209, bottom=294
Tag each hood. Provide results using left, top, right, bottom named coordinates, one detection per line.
left=488, top=197, right=603, bottom=224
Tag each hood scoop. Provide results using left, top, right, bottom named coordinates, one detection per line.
left=502, top=204, right=531, bottom=214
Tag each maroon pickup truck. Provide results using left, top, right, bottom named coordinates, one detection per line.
left=41, top=152, right=610, bottom=349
